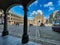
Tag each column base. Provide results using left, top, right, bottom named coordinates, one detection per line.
left=22, top=34, right=29, bottom=44
left=2, top=30, right=9, bottom=36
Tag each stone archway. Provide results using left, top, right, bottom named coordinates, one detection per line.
left=0, top=0, right=36, bottom=44
left=2, top=3, right=23, bottom=36
left=6, top=4, right=23, bottom=13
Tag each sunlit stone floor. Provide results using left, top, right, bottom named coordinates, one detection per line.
left=0, top=35, right=42, bottom=45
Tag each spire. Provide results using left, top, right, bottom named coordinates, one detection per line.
left=34, top=12, right=36, bottom=17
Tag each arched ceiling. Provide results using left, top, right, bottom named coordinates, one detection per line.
left=0, top=0, right=35, bottom=10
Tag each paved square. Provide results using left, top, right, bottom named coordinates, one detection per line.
left=0, top=35, right=42, bottom=45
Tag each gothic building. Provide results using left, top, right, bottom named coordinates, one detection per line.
left=28, top=11, right=46, bottom=26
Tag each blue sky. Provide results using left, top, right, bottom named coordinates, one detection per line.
left=10, top=0, right=60, bottom=19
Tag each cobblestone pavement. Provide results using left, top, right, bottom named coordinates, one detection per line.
left=0, top=25, right=60, bottom=44
left=0, top=35, right=42, bottom=45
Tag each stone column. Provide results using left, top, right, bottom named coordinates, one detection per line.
left=22, top=6, right=29, bottom=44
left=2, top=10, right=9, bottom=36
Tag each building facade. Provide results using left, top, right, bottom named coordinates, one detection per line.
left=49, top=10, right=60, bottom=25
left=0, top=10, right=4, bottom=24
left=0, top=10, right=45, bottom=26
left=0, top=10, right=24, bottom=25
left=28, top=12, right=46, bottom=26
left=7, top=12, right=24, bottom=25
left=33, top=12, right=45, bottom=26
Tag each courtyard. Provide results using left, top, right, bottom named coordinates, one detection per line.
left=0, top=25, right=60, bottom=45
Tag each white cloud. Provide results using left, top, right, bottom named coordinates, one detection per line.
left=31, top=10, right=43, bottom=16
left=29, top=11, right=37, bottom=17
left=34, top=1, right=38, bottom=4
left=29, top=10, right=43, bottom=20
left=31, top=11, right=37, bottom=16
left=49, top=7, right=54, bottom=11
left=44, top=2, right=54, bottom=11
left=58, top=0, right=60, bottom=5
left=44, top=2, right=53, bottom=7
left=32, top=10, right=43, bottom=15
left=32, top=11, right=37, bottom=14
left=37, top=10, right=43, bottom=15
left=29, top=1, right=38, bottom=7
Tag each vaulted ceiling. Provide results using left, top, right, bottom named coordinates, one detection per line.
left=0, top=0, right=35, bottom=10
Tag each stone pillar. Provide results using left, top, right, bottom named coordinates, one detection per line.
left=2, top=10, right=9, bottom=36
left=22, top=6, right=29, bottom=44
